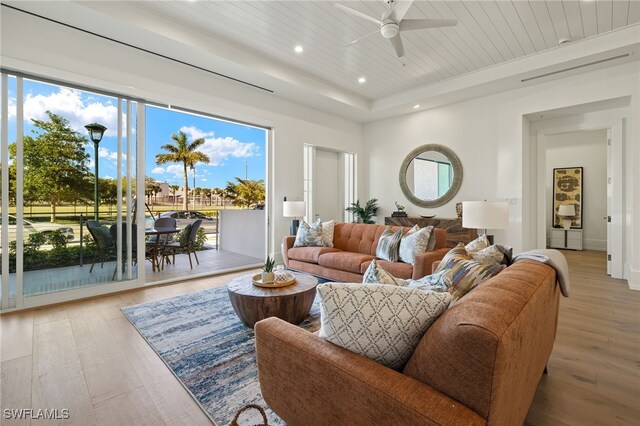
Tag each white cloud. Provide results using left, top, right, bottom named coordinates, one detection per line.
left=179, top=126, right=259, bottom=167
left=151, top=167, right=165, bottom=174
left=21, top=87, right=121, bottom=136
left=180, top=126, right=214, bottom=141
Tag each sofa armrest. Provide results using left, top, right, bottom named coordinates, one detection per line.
left=255, top=317, right=484, bottom=426
left=282, top=236, right=296, bottom=267
left=412, top=247, right=449, bottom=279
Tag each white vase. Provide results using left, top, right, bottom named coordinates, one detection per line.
left=261, top=272, right=274, bottom=283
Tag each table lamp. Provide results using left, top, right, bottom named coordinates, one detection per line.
left=283, top=200, right=306, bottom=236
left=462, top=201, right=509, bottom=245
left=558, top=204, right=576, bottom=230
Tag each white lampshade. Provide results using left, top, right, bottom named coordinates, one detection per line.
left=283, top=201, right=305, bottom=218
left=558, top=204, right=576, bottom=216
left=462, top=201, right=509, bottom=230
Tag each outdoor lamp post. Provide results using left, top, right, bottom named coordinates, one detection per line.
left=84, top=122, right=107, bottom=220
left=190, top=164, right=196, bottom=210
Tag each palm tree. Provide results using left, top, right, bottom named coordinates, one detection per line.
left=169, top=184, right=180, bottom=206
left=156, top=130, right=210, bottom=210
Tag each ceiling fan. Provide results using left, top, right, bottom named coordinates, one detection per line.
left=335, top=0, right=458, bottom=58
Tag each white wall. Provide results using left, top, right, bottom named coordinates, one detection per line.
left=545, top=130, right=607, bottom=251
left=0, top=8, right=365, bottom=262
left=219, top=210, right=265, bottom=259
left=364, top=61, right=639, bottom=287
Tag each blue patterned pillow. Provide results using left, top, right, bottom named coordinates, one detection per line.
left=293, top=219, right=324, bottom=247
left=375, top=227, right=403, bottom=262
left=362, top=259, right=407, bottom=286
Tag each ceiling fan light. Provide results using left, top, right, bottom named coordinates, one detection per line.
left=381, top=23, right=399, bottom=39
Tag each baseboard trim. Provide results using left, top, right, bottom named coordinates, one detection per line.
left=627, top=266, right=640, bottom=290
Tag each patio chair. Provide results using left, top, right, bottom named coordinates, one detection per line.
left=163, top=219, right=202, bottom=269
left=147, top=217, right=177, bottom=245
left=86, top=220, right=115, bottom=273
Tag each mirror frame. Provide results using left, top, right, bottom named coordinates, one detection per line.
left=399, top=143, right=463, bottom=208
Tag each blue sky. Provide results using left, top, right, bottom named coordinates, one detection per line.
left=7, top=77, right=266, bottom=189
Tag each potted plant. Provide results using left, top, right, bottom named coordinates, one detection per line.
left=345, top=198, right=379, bottom=224
left=262, top=256, right=275, bottom=283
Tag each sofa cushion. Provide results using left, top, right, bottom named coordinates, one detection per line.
left=318, top=283, right=452, bottom=369
left=362, top=259, right=408, bottom=286
left=287, top=246, right=342, bottom=264
left=360, top=259, right=413, bottom=279
left=375, top=227, right=403, bottom=262
left=318, top=251, right=375, bottom=274
left=333, top=223, right=388, bottom=255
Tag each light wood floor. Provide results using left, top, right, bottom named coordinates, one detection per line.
left=1, top=251, right=639, bottom=425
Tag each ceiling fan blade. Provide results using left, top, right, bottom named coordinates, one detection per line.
left=335, top=3, right=383, bottom=25
left=389, top=34, right=405, bottom=57
left=400, top=18, right=458, bottom=31
left=387, top=0, right=414, bottom=22
left=344, top=29, right=380, bottom=47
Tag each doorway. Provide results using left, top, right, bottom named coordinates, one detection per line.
left=530, top=106, right=627, bottom=280
left=303, top=145, right=357, bottom=224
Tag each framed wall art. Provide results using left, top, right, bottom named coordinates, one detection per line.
left=552, top=167, right=583, bottom=229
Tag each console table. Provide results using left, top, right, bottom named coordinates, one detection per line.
left=550, top=228, right=583, bottom=250
left=384, top=217, right=477, bottom=248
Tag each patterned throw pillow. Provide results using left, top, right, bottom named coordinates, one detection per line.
left=399, top=225, right=434, bottom=265
left=293, top=219, right=324, bottom=247
left=406, top=270, right=449, bottom=292
left=322, top=220, right=335, bottom=247
left=435, top=243, right=505, bottom=305
left=375, top=227, right=403, bottom=262
left=470, top=245, right=504, bottom=264
left=362, top=259, right=407, bottom=286
left=425, top=229, right=437, bottom=252
left=318, top=283, right=452, bottom=369
left=465, top=234, right=490, bottom=254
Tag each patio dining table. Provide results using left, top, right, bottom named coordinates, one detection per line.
left=145, top=227, right=180, bottom=272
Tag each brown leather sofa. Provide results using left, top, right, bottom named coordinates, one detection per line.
left=255, top=259, right=560, bottom=425
left=283, top=222, right=449, bottom=282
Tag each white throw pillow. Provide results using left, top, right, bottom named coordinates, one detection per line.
left=322, top=220, right=335, bottom=247
left=293, top=218, right=324, bottom=247
left=399, top=225, right=434, bottom=265
left=465, top=234, right=490, bottom=253
left=362, top=259, right=407, bottom=286
left=318, top=283, right=452, bottom=369
left=470, top=245, right=504, bottom=264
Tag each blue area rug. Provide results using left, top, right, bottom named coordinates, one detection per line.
left=122, top=286, right=320, bottom=426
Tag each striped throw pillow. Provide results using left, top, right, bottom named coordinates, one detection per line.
left=375, top=227, right=403, bottom=262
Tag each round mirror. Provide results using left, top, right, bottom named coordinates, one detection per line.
left=399, top=144, right=462, bottom=208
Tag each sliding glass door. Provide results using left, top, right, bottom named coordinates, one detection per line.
left=0, top=72, right=141, bottom=310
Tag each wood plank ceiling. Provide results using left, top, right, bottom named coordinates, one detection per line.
left=133, top=1, right=640, bottom=100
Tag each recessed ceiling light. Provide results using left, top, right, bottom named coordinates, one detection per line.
left=294, top=45, right=304, bottom=53
left=413, top=104, right=420, bottom=109
left=358, top=77, right=366, bottom=84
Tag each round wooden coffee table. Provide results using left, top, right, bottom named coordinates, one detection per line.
left=227, top=272, right=318, bottom=327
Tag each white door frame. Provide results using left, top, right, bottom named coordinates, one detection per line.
left=535, top=119, right=625, bottom=279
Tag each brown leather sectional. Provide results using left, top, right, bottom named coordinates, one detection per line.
left=255, top=259, right=560, bottom=425
left=283, top=222, right=450, bottom=282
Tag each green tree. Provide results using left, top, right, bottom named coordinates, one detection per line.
left=225, top=178, right=265, bottom=208
left=99, top=178, right=118, bottom=214
left=9, top=111, right=91, bottom=222
left=155, top=130, right=210, bottom=210
left=144, top=177, right=161, bottom=205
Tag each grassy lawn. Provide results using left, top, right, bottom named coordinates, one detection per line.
left=7, top=203, right=241, bottom=223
